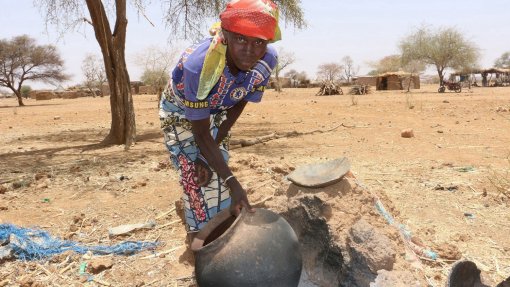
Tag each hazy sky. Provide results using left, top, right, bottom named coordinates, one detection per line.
left=2, top=0, right=509, bottom=89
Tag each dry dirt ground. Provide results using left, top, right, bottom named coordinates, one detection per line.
left=1, top=84, right=509, bottom=286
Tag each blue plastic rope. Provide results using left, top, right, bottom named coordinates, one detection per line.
left=0, top=223, right=158, bottom=261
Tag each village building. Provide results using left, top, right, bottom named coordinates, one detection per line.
left=353, top=72, right=420, bottom=90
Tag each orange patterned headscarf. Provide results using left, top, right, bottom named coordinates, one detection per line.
left=220, top=0, right=280, bottom=41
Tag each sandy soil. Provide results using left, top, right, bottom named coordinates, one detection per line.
left=1, top=84, right=509, bottom=286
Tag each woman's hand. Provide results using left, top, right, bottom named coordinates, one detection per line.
left=227, top=178, right=254, bottom=216
left=194, top=159, right=212, bottom=187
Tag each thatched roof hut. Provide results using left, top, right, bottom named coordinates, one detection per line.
left=376, top=72, right=420, bottom=90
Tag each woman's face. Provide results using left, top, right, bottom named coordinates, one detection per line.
left=224, top=30, right=268, bottom=73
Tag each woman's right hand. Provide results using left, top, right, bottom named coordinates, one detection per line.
left=227, top=178, right=254, bottom=216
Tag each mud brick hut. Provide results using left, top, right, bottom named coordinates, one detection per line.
left=376, top=72, right=420, bottom=91
left=100, top=81, right=142, bottom=96
left=269, top=76, right=293, bottom=89
left=31, top=90, right=56, bottom=100
left=139, top=85, right=158, bottom=94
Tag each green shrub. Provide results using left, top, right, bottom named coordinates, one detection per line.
left=21, top=85, right=32, bottom=98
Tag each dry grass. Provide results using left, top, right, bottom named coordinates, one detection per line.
left=405, top=92, right=415, bottom=109
left=488, top=154, right=510, bottom=199
left=350, top=93, right=359, bottom=106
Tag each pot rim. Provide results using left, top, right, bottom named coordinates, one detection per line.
left=190, top=208, right=247, bottom=252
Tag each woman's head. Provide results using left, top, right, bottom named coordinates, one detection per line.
left=219, top=0, right=279, bottom=72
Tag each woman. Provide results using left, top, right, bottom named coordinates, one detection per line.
left=159, top=0, right=280, bottom=234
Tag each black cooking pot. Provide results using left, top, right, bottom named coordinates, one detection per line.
left=191, top=208, right=302, bottom=287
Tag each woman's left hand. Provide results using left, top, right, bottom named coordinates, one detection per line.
left=194, top=159, right=212, bottom=186
left=227, top=178, right=255, bottom=217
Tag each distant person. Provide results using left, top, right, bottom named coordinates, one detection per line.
left=159, top=0, right=279, bottom=239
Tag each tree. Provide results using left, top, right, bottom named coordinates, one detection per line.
left=134, top=45, right=176, bottom=97
left=21, top=86, right=32, bottom=99
left=284, top=69, right=298, bottom=83
left=82, top=54, right=106, bottom=97
left=273, top=47, right=295, bottom=92
left=284, top=69, right=309, bottom=87
left=317, top=63, right=343, bottom=82
left=295, top=71, right=310, bottom=87
left=141, top=70, right=169, bottom=92
left=37, top=0, right=306, bottom=147
left=368, top=55, right=402, bottom=75
left=0, top=35, right=68, bottom=106
left=400, top=26, right=479, bottom=86
left=401, top=59, right=426, bottom=92
left=341, top=56, right=358, bottom=84
left=494, top=51, right=510, bottom=68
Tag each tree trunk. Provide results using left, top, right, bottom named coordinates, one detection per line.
left=437, top=68, right=444, bottom=86
left=85, top=0, right=135, bottom=147
left=275, top=70, right=282, bottom=92
left=14, top=90, right=25, bottom=106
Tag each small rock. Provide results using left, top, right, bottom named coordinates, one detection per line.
left=0, top=246, right=12, bottom=261
left=18, top=277, right=34, bottom=287
left=69, top=166, right=81, bottom=173
left=12, top=179, right=30, bottom=189
left=158, top=160, right=170, bottom=169
left=63, top=232, right=76, bottom=240
left=401, top=129, right=414, bottom=138
left=434, top=243, right=462, bottom=260
left=99, top=170, right=110, bottom=176
left=36, top=182, right=48, bottom=189
left=443, top=100, right=450, bottom=103
left=87, top=256, right=114, bottom=274
left=0, top=185, right=7, bottom=194
left=73, top=213, right=85, bottom=223
left=349, top=219, right=396, bottom=272
left=53, top=116, right=61, bottom=120
left=434, top=184, right=458, bottom=191
left=34, top=173, right=47, bottom=181
left=437, top=130, right=444, bottom=133
left=451, top=233, right=471, bottom=242
left=271, top=165, right=288, bottom=175
left=69, top=224, right=79, bottom=232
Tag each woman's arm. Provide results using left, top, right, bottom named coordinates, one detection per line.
left=191, top=103, right=253, bottom=216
